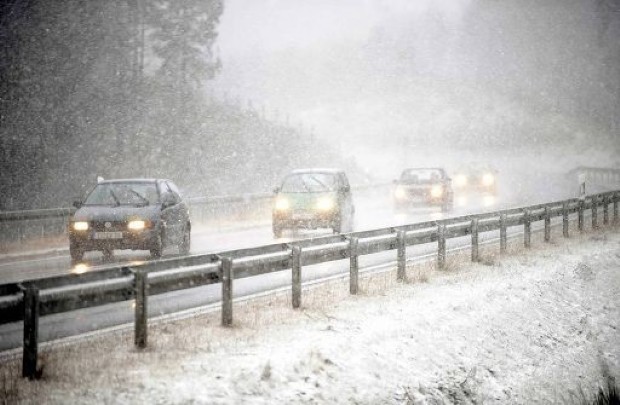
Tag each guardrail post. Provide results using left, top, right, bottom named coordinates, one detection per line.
left=544, top=206, right=551, bottom=242
left=578, top=200, right=584, bottom=232
left=437, top=224, right=446, bottom=269
left=349, top=237, right=359, bottom=295
left=221, top=256, right=233, bottom=326
left=471, top=219, right=479, bottom=262
left=133, top=268, right=148, bottom=349
left=292, top=245, right=302, bottom=309
left=396, top=230, right=407, bottom=281
left=592, top=195, right=599, bottom=229
left=614, top=192, right=619, bottom=224
left=562, top=202, right=569, bottom=238
left=22, top=284, right=39, bottom=379
left=523, top=209, right=531, bottom=248
left=500, top=213, right=507, bottom=254
left=603, top=195, right=609, bottom=225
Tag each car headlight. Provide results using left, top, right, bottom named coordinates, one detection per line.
left=482, top=173, right=495, bottom=186
left=431, top=185, right=443, bottom=198
left=128, top=220, right=146, bottom=231
left=73, top=221, right=89, bottom=231
left=316, top=196, right=335, bottom=211
left=455, top=174, right=468, bottom=187
left=274, top=197, right=290, bottom=211
left=394, top=186, right=407, bottom=200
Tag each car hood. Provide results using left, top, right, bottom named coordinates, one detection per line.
left=72, top=205, right=161, bottom=222
left=277, top=191, right=337, bottom=210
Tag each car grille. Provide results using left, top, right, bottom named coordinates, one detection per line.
left=91, top=221, right=126, bottom=232
left=407, top=188, right=429, bottom=197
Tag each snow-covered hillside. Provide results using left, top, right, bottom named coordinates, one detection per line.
left=4, top=226, right=619, bottom=404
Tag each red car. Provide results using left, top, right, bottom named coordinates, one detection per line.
left=393, top=168, right=454, bottom=213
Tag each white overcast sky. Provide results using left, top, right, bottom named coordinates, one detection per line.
left=216, top=0, right=470, bottom=56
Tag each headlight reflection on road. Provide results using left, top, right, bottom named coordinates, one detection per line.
left=72, top=263, right=90, bottom=274
left=483, top=195, right=496, bottom=207
left=430, top=212, right=444, bottom=220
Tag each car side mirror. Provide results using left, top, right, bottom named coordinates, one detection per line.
left=72, top=199, right=82, bottom=209
left=161, top=194, right=175, bottom=208
left=273, top=187, right=280, bottom=194
left=341, top=185, right=350, bottom=192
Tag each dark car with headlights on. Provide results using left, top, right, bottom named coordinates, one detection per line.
left=272, top=169, right=355, bottom=238
left=69, top=179, right=190, bottom=262
left=393, top=168, right=453, bottom=213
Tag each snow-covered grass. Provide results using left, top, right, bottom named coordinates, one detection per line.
left=2, top=223, right=619, bottom=403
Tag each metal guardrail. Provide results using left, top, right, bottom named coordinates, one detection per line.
left=2, top=190, right=619, bottom=378
left=567, top=166, right=620, bottom=192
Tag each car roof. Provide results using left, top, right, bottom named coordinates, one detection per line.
left=402, top=167, right=445, bottom=172
left=98, top=178, right=166, bottom=184
left=288, top=168, right=344, bottom=175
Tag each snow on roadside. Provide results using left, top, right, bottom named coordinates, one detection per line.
left=8, top=228, right=620, bottom=404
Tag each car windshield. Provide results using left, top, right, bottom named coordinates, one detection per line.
left=83, top=183, right=158, bottom=206
left=281, top=173, right=338, bottom=193
left=456, top=163, right=492, bottom=174
left=401, top=169, right=443, bottom=184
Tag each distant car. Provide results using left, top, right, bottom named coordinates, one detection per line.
left=272, top=169, right=355, bottom=237
left=68, top=179, right=191, bottom=262
left=393, top=168, right=454, bottom=213
left=452, top=164, right=498, bottom=195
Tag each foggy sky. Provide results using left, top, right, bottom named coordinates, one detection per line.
left=209, top=0, right=620, bottom=170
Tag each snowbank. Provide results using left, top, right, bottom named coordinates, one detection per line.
left=4, top=227, right=620, bottom=404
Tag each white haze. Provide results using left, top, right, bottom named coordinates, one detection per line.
left=209, top=0, right=620, bottom=182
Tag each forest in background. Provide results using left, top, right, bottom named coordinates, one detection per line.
left=2, top=0, right=619, bottom=210
left=0, top=0, right=346, bottom=210
left=212, top=0, right=620, bottom=158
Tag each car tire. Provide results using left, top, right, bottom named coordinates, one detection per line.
left=150, top=231, right=164, bottom=259
left=332, top=215, right=342, bottom=234
left=70, top=244, right=84, bottom=263
left=178, top=225, right=191, bottom=255
left=273, top=222, right=283, bottom=238
left=344, top=212, right=355, bottom=233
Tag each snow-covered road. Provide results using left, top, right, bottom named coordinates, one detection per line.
left=5, top=223, right=619, bottom=404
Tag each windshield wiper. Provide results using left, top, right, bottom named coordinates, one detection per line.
left=128, top=189, right=149, bottom=206
left=308, top=176, right=330, bottom=192
left=109, top=189, right=121, bottom=207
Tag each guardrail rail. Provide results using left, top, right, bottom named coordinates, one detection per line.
left=1, top=190, right=618, bottom=379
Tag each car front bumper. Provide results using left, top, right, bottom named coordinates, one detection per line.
left=69, top=228, right=159, bottom=251
left=273, top=210, right=338, bottom=229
